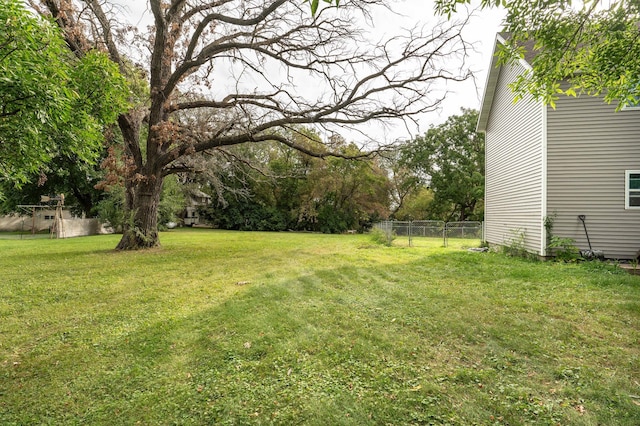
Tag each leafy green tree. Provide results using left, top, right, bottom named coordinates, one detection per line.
left=95, top=184, right=127, bottom=232
left=436, top=0, right=640, bottom=107
left=0, top=153, right=105, bottom=216
left=402, top=109, right=484, bottom=222
left=200, top=132, right=390, bottom=233
left=0, top=0, right=128, bottom=196
left=298, top=139, right=391, bottom=232
left=393, top=187, right=434, bottom=221
left=379, top=149, right=423, bottom=219
left=198, top=143, right=294, bottom=231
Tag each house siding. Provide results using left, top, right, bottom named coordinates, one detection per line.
left=547, top=95, right=640, bottom=259
left=484, top=63, right=545, bottom=254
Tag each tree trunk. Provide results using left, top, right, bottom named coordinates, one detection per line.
left=115, top=172, right=164, bottom=250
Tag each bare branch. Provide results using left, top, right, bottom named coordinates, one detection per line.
left=31, top=0, right=474, bottom=248
left=83, top=0, right=124, bottom=68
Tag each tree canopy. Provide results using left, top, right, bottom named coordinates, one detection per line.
left=0, top=0, right=128, bottom=196
left=401, top=108, right=484, bottom=222
left=199, top=132, right=390, bottom=233
left=30, top=0, right=473, bottom=249
left=435, top=0, right=640, bottom=108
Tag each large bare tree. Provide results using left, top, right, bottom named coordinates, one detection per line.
left=32, top=0, right=471, bottom=249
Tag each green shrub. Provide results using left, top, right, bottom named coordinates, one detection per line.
left=369, top=227, right=395, bottom=246
left=502, top=228, right=528, bottom=258
left=96, top=185, right=127, bottom=232
left=548, top=235, right=582, bottom=262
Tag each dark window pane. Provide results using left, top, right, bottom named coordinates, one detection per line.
left=629, top=174, right=640, bottom=189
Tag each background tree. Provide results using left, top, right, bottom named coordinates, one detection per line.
left=0, top=0, right=127, bottom=198
left=296, top=138, right=390, bottom=233
left=401, top=108, right=484, bottom=221
left=392, top=187, right=434, bottom=221
left=32, top=0, right=472, bottom=249
left=379, top=148, right=423, bottom=219
left=198, top=142, right=299, bottom=232
left=200, top=132, right=391, bottom=233
left=436, top=0, right=640, bottom=108
left=0, top=153, right=105, bottom=217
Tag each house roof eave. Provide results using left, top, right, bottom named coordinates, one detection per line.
left=477, top=33, right=534, bottom=133
left=477, top=34, right=505, bottom=133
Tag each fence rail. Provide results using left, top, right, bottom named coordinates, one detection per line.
left=373, top=220, right=483, bottom=247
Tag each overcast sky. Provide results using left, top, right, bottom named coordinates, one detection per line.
left=390, top=1, right=505, bottom=133
left=115, top=1, right=505, bottom=141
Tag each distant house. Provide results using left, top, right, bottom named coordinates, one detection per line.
left=479, top=33, right=640, bottom=259
left=0, top=208, right=72, bottom=232
left=183, top=189, right=211, bottom=226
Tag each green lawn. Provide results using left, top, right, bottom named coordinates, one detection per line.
left=1, top=229, right=639, bottom=425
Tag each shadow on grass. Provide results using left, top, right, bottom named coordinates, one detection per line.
left=3, top=251, right=639, bottom=425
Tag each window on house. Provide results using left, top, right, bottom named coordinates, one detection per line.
left=622, top=104, right=640, bottom=111
left=622, top=94, right=640, bottom=110
left=625, top=170, right=640, bottom=208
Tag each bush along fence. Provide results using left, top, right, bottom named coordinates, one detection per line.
left=373, top=220, right=484, bottom=247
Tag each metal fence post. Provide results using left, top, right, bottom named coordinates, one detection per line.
left=443, top=222, right=447, bottom=248
left=409, top=221, right=413, bottom=247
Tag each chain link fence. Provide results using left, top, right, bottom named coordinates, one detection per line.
left=373, top=220, right=483, bottom=247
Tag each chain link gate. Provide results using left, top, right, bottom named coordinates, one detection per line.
left=373, top=220, right=483, bottom=247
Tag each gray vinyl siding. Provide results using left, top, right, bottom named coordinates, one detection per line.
left=547, top=95, right=640, bottom=259
left=484, top=63, right=545, bottom=254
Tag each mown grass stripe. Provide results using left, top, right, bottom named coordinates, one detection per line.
left=0, top=229, right=638, bottom=424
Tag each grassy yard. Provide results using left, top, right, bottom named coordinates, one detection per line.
left=1, top=229, right=639, bottom=425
